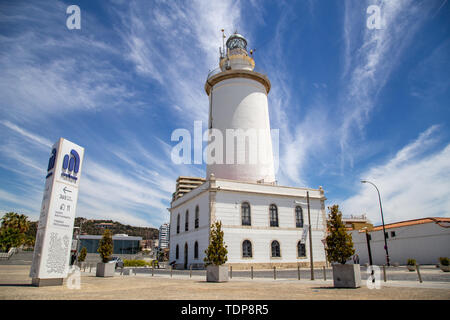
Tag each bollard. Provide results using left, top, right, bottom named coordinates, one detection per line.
left=383, top=265, right=387, bottom=282
left=230, top=266, right=232, bottom=279
left=170, top=266, right=173, bottom=278
left=273, top=266, right=276, bottom=280
left=416, top=264, right=423, bottom=283
left=89, top=263, right=92, bottom=273
left=190, top=265, right=192, bottom=278
left=323, top=266, right=326, bottom=281
left=120, top=267, right=123, bottom=276
left=84, top=263, right=86, bottom=272
left=297, top=265, right=300, bottom=280
left=251, top=266, right=253, bottom=280
left=152, top=265, right=154, bottom=277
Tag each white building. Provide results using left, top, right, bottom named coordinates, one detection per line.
left=158, top=223, right=170, bottom=250
left=169, top=32, right=327, bottom=269
left=349, top=217, right=450, bottom=266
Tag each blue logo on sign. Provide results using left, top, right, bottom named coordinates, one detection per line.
left=46, top=148, right=57, bottom=179
left=61, top=149, right=80, bottom=181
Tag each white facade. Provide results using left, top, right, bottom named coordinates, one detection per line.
left=169, top=178, right=327, bottom=269
left=158, top=223, right=170, bottom=250
left=350, top=218, right=450, bottom=265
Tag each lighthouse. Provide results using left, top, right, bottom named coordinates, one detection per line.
left=205, top=32, right=276, bottom=184
left=169, top=31, right=327, bottom=271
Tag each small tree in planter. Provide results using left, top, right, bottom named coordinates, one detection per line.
left=96, top=229, right=115, bottom=277
left=326, top=205, right=360, bottom=288
left=406, top=259, right=416, bottom=271
left=439, top=257, right=449, bottom=272
left=77, top=247, right=87, bottom=266
left=204, top=221, right=228, bottom=282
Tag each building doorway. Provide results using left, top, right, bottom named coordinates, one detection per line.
left=184, top=243, right=188, bottom=269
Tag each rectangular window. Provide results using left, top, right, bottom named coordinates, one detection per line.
left=391, top=231, right=396, bottom=237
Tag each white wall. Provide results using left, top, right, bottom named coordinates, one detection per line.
left=207, top=77, right=275, bottom=183
left=169, top=179, right=328, bottom=268
left=350, top=222, right=450, bottom=265
left=215, top=190, right=327, bottom=264
left=169, top=191, right=210, bottom=266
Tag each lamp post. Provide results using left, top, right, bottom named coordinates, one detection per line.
left=361, top=180, right=390, bottom=266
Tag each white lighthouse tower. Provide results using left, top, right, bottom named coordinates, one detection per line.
left=169, top=31, right=327, bottom=271
left=205, top=32, right=275, bottom=183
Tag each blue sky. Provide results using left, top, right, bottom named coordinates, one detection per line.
left=0, top=0, right=449, bottom=228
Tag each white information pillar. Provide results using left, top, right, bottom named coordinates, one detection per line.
left=30, top=138, right=85, bottom=286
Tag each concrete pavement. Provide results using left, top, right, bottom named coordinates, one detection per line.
left=0, top=265, right=449, bottom=300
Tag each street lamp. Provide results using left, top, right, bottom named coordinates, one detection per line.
left=361, top=180, right=390, bottom=266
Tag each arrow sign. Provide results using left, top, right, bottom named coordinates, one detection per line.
left=63, top=186, right=72, bottom=194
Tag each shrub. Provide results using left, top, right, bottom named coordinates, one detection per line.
left=325, top=205, right=355, bottom=264
left=439, top=257, right=449, bottom=266
left=407, top=259, right=416, bottom=266
left=97, top=229, right=113, bottom=263
left=204, top=221, right=228, bottom=266
left=123, top=259, right=149, bottom=267
left=78, top=247, right=87, bottom=262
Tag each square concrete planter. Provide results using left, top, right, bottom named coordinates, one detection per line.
left=407, top=265, right=416, bottom=272
left=206, top=265, right=229, bottom=282
left=440, top=264, right=450, bottom=272
left=332, top=264, right=361, bottom=288
left=96, top=262, right=115, bottom=277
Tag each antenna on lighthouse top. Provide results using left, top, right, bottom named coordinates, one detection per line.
left=219, top=29, right=226, bottom=59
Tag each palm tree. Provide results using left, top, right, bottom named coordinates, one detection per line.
left=0, top=212, right=31, bottom=250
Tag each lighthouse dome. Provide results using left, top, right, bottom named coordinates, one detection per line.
left=220, top=32, right=254, bottom=72
left=226, top=33, right=247, bottom=51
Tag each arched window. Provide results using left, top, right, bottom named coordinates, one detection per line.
left=269, top=204, right=279, bottom=227
left=195, top=206, right=199, bottom=229
left=242, top=240, right=252, bottom=258
left=176, top=244, right=179, bottom=259
left=241, top=202, right=251, bottom=226
left=185, top=210, right=189, bottom=231
left=271, top=240, right=281, bottom=257
left=176, top=214, right=180, bottom=234
left=297, top=241, right=306, bottom=257
left=194, top=241, right=199, bottom=259
left=295, top=206, right=304, bottom=228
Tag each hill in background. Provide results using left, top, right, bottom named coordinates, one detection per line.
left=74, top=217, right=159, bottom=240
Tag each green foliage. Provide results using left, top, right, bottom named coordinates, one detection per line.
left=123, top=259, right=152, bottom=267
left=0, top=228, right=22, bottom=251
left=204, top=221, right=228, bottom=266
left=439, top=257, right=449, bottom=266
left=0, top=212, right=31, bottom=251
left=78, top=247, right=87, bottom=262
left=325, top=205, right=355, bottom=264
left=407, top=259, right=416, bottom=266
left=97, top=229, right=113, bottom=263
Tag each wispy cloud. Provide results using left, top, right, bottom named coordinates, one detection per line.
left=338, top=0, right=435, bottom=169
left=113, top=0, right=243, bottom=123
left=339, top=125, right=450, bottom=224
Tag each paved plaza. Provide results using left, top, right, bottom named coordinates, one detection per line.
left=0, top=265, right=449, bottom=300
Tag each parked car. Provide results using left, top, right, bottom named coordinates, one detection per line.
left=110, top=256, right=124, bottom=269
